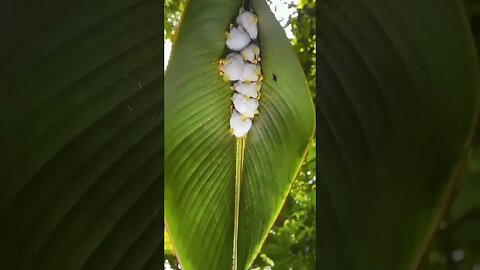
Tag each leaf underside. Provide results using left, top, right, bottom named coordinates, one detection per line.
left=0, top=0, right=164, bottom=269
left=318, top=0, right=480, bottom=270
left=164, top=0, right=315, bottom=269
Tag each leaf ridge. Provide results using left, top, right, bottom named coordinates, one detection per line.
left=233, top=137, right=246, bottom=270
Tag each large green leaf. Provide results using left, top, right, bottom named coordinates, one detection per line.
left=449, top=141, right=480, bottom=252
left=318, top=0, right=480, bottom=269
left=164, top=0, right=315, bottom=269
left=0, top=0, right=163, bottom=269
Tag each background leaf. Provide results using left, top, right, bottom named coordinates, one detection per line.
left=318, top=0, right=480, bottom=269
left=164, top=0, right=315, bottom=269
left=0, top=0, right=164, bottom=269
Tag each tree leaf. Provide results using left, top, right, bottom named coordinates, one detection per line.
left=450, top=145, right=480, bottom=248
left=164, top=0, right=315, bottom=269
left=318, top=0, right=480, bottom=269
left=0, top=0, right=163, bottom=269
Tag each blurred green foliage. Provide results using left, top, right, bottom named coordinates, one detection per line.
left=290, top=0, right=316, bottom=99
left=420, top=7, right=480, bottom=270
left=423, top=126, right=480, bottom=270
left=164, top=0, right=185, bottom=41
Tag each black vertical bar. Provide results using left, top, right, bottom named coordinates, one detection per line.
left=243, top=0, right=251, bottom=11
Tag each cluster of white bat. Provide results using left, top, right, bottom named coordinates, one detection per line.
left=219, top=9, right=262, bottom=138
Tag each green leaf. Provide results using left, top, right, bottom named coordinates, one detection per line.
left=450, top=147, right=480, bottom=248
left=318, top=0, right=480, bottom=269
left=164, top=0, right=315, bottom=269
left=0, top=0, right=163, bottom=269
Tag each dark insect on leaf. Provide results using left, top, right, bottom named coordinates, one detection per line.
left=272, top=73, right=277, bottom=82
